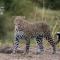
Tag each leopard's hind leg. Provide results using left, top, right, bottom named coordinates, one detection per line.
left=45, top=32, right=56, bottom=54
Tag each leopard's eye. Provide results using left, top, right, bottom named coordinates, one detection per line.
left=16, top=28, right=18, bottom=32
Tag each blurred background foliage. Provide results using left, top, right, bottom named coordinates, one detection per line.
left=0, top=0, right=60, bottom=47
left=32, top=0, right=60, bottom=10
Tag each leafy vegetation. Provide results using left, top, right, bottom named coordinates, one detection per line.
left=33, top=0, right=60, bottom=10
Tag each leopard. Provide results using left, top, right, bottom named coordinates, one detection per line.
left=13, top=16, right=60, bottom=54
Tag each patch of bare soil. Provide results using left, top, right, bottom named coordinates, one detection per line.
left=0, top=46, right=60, bottom=60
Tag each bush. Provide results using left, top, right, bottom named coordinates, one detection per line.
left=3, top=0, right=13, bottom=11
left=3, top=0, right=34, bottom=16
left=33, top=0, right=60, bottom=10
left=0, top=15, right=7, bottom=39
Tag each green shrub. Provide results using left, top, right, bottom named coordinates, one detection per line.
left=0, top=15, right=7, bottom=39
left=33, top=0, right=60, bottom=10
left=3, top=0, right=34, bottom=16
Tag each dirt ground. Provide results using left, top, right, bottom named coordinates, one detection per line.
left=0, top=47, right=60, bottom=60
